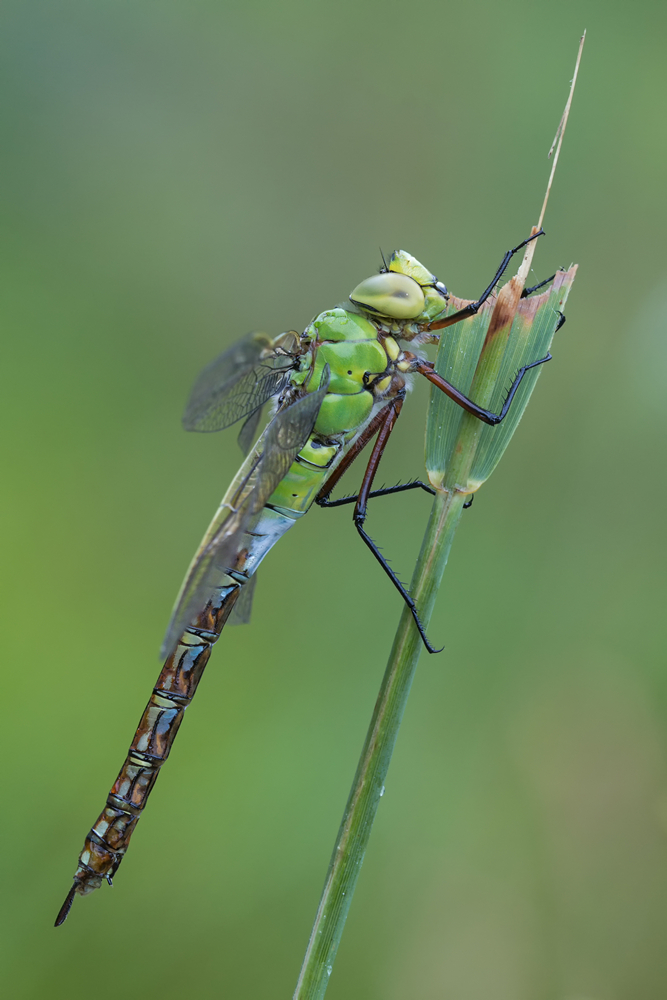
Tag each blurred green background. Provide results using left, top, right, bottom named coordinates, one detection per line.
left=2, top=1, right=666, bottom=997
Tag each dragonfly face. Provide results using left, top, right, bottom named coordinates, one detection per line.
left=348, top=270, right=426, bottom=320
left=349, top=250, right=450, bottom=336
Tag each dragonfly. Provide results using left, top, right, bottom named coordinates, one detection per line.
left=56, top=233, right=553, bottom=926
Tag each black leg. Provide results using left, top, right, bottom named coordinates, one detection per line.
left=318, top=478, right=476, bottom=515
left=317, top=401, right=443, bottom=653
left=354, top=520, right=443, bottom=654
left=521, top=273, right=557, bottom=298
left=427, top=230, right=545, bottom=333
left=318, top=480, right=482, bottom=648
left=317, top=479, right=436, bottom=508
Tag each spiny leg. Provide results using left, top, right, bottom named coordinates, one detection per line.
left=411, top=353, right=552, bottom=426
left=521, top=273, right=556, bottom=297
left=427, top=230, right=545, bottom=333
left=316, top=396, right=442, bottom=654
left=319, top=478, right=475, bottom=510
left=319, top=479, right=435, bottom=508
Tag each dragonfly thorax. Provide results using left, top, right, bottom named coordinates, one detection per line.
left=296, top=308, right=404, bottom=439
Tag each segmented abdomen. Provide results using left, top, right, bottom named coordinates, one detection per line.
left=56, top=585, right=240, bottom=922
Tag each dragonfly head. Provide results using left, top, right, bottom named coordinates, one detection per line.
left=349, top=270, right=425, bottom=321
left=349, top=251, right=449, bottom=326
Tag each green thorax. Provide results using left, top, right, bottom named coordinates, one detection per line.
left=267, top=308, right=398, bottom=513
left=297, top=307, right=393, bottom=437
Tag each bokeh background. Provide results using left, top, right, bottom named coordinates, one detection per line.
left=2, top=2, right=666, bottom=998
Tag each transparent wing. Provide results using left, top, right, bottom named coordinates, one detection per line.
left=228, top=572, right=257, bottom=625
left=248, top=367, right=330, bottom=514
left=161, top=368, right=330, bottom=659
left=237, top=404, right=264, bottom=455
left=159, top=501, right=254, bottom=661
left=183, top=331, right=294, bottom=433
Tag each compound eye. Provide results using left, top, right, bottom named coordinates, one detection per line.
left=349, top=272, right=425, bottom=320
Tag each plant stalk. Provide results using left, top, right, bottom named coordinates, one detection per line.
left=293, top=36, right=584, bottom=993
left=292, top=487, right=466, bottom=1000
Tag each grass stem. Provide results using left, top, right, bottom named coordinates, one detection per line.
left=292, top=487, right=465, bottom=1000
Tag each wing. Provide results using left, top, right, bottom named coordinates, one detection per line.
left=160, top=368, right=330, bottom=659
left=159, top=502, right=254, bottom=661
left=228, top=572, right=257, bottom=625
left=248, top=367, right=330, bottom=514
left=236, top=404, right=264, bottom=456
left=183, top=331, right=296, bottom=433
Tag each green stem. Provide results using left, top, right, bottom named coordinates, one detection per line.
left=292, top=487, right=466, bottom=1000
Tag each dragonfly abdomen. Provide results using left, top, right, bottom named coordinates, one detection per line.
left=55, top=584, right=241, bottom=924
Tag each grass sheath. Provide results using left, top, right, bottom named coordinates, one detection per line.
left=293, top=34, right=584, bottom=1000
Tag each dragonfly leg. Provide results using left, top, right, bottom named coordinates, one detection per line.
left=521, top=273, right=557, bottom=297
left=427, top=230, right=545, bottom=333
left=318, top=479, right=435, bottom=508
left=319, top=478, right=477, bottom=510
left=412, top=353, right=552, bottom=426
left=317, top=395, right=442, bottom=654
left=353, top=398, right=443, bottom=654
left=314, top=402, right=397, bottom=505
left=354, top=521, right=443, bottom=653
